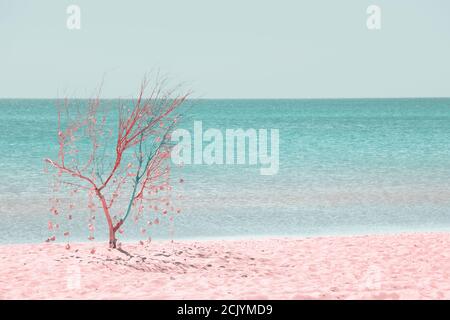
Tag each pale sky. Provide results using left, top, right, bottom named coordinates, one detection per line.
left=0, top=0, right=449, bottom=98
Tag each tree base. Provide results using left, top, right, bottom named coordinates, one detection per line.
left=109, top=238, right=117, bottom=248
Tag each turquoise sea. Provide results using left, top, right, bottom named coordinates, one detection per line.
left=1, top=98, right=450, bottom=244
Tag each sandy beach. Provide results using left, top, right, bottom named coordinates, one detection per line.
left=1, top=232, right=450, bottom=300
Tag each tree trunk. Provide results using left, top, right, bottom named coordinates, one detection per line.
left=95, top=189, right=118, bottom=248
left=109, top=229, right=117, bottom=248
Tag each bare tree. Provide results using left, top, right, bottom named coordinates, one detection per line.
left=45, top=77, right=189, bottom=248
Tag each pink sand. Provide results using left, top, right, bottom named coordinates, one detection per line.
left=1, top=232, right=450, bottom=299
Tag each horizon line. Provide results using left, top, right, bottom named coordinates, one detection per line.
left=1, top=96, right=450, bottom=100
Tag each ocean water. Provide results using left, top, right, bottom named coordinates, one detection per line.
left=1, top=98, right=450, bottom=244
